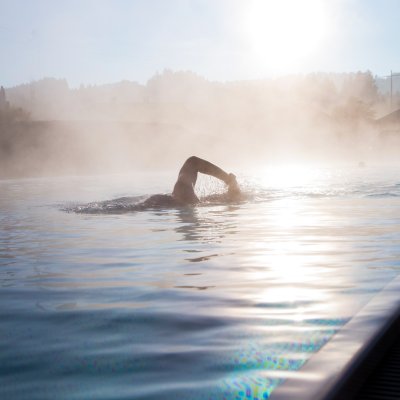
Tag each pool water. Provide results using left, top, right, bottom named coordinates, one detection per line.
left=1, top=166, right=400, bottom=400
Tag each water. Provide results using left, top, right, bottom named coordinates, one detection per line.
left=1, top=166, right=400, bottom=400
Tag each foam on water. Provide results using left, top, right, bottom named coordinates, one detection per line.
left=69, top=195, right=148, bottom=213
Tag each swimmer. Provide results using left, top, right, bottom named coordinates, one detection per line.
left=141, top=156, right=241, bottom=208
left=73, top=156, right=241, bottom=213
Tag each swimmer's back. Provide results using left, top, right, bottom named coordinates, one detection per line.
left=140, top=194, right=180, bottom=209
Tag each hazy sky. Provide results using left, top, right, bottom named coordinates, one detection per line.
left=1, top=0, right=399, bottom=87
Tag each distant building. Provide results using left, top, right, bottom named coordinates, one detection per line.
left=0, top=86, right=8, bottom=110
left=376, top=109, right=400, bottom=136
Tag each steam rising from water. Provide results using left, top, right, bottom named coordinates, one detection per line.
left=1, top=71, right=399, bottom=179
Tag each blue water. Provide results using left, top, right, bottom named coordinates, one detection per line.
left=1, top=166, right=400, bottom=400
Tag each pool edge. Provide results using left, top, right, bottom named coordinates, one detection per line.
left=270, top=274, right=400, bottom=400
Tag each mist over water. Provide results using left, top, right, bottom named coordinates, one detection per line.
left=1, top=71, right=400, bottom=179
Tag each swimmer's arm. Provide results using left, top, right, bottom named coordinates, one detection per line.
left=175, top=157, right=241, bottom=202
left=199, top=160, right=241, bottom=197
left=194, top=158, right=232, bottom=184
left=200, top=161, right=241, bottom=200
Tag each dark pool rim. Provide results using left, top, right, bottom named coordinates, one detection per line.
left=270, top=274, right=400, bottom=400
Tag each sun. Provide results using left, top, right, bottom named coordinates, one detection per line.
left=242, top=0, right=330, bottom=73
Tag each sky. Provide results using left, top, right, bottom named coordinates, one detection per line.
left=1, top=0, right=400, bottom=88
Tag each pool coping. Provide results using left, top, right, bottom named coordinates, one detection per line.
left=271, top=274, right=400, bottom=400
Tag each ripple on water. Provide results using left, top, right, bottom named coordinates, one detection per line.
left=1, top=169, right=400, bottom=399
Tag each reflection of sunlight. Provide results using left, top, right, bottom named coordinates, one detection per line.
left=271, top=199, right=304, bottom=228
left=242, top=191, right=341, bottom=316
left=242, top=0, right=330, bottom=72
left=248, top=245, right=332, bottom=318
left=263, top=285, right=327, bottom=305
left=260, top=164, right=323, bottom=189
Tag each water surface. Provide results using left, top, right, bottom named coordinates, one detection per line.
left=1, top=166, right=400, bottom=400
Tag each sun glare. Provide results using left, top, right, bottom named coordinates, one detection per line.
left=242, top=0, right=329, bottom=73
left=260, top=164, right=323, bottom=189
